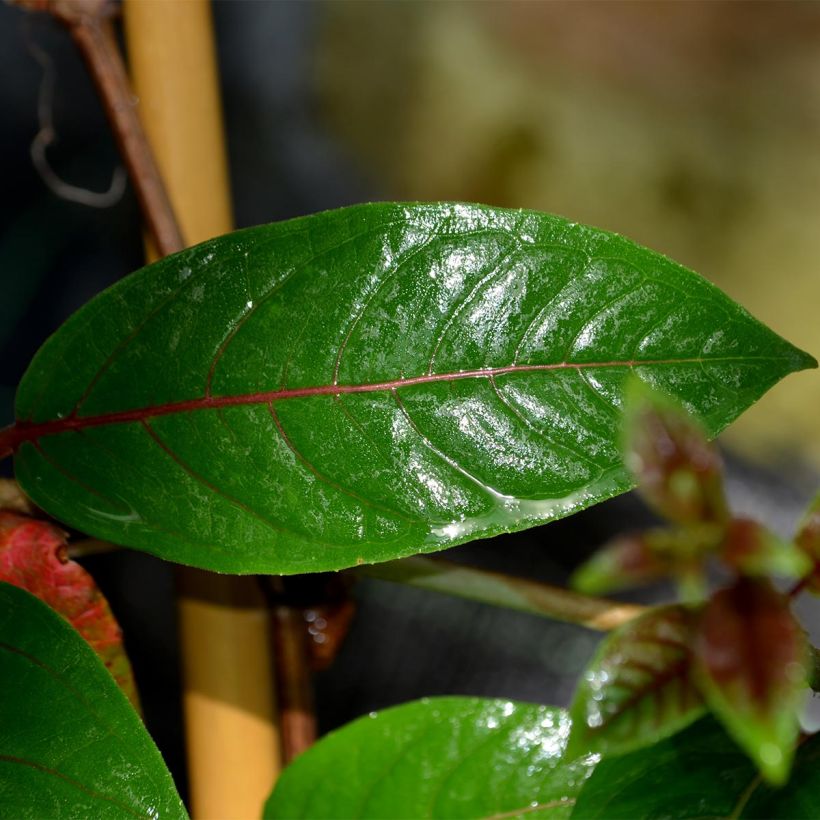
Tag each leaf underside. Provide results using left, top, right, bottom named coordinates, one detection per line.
left=9, top=203, right=814, bottom=573
left=0, top=582, right=185, bottom=819
left=265, top=697, right=595, bottom=819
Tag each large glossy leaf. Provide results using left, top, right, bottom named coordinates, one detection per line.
left=265, top=696, right=596, bottom=819
left=2, top=203, right=814, bottom=572
left=571, top=717, right=820, bottom=819
left=0, top=582, right=185, bottom=819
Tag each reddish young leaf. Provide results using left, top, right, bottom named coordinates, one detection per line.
left=571, top=532, right=672, bottom=595
left=571, top=526, right=721, bottom=597
left=693, top=577, right=807, bottom=784
left=566, top=605, right=704, bottom=759
left=0, top=511, right=139, bottom=708
left=623, top=379, right=728, bottom=526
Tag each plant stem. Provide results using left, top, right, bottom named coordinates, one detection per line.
left=21, top=0, right=185, bottom=256
left=272, top=601, right=317, bottom=764
left=361, top=556, right=646, bottom=632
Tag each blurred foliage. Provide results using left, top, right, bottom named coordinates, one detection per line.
left=315, top=2, right=820, bottom=467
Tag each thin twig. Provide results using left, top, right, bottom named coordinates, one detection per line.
left=361, top=556, right=646, bottom=632
left=17, top=0, right=185, bottom=256
left=68, top=537, right=120, bottom=559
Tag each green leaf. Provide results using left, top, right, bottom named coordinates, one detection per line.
left=265, top=697, right=595, bottom=819
left=567, top=605, right=704, bottom=759
left=0, top=582, right=186, bottom=819
left=721, top=518, right=811, bottom=580
left=570, top=526, right=722, bottom=596
left=571, top=717, right=820, bottom=819
left=692, top=577, right=807, bottom=784
left=3, top=203, right=814, bottom=572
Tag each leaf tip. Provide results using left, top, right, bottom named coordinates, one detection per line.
left=785, top=345, right=818, bottom=374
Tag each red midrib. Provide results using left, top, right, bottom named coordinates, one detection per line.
left=1, top=357, right=704, bottom=454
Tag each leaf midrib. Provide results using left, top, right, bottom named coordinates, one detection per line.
left=2, top=354, right=784, bottom=454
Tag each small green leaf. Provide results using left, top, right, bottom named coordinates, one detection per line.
left=570, top=717, right=820, bottom=819
left=567, top=605, right=704, bottom=759
left=3, top=203, right=814, bottom=573
left=721, top=518, right=811, bottom=580
left=623, top=378, right=729, bottom=526
left=0, top=582, right=186, bottom=819
left=570, top=525, right=721, bottom=596
left=571, top=532, right=673, bottom=595
left=693, top=577, right=807, bottom=784
left=265, top=697, right=596, bottom=819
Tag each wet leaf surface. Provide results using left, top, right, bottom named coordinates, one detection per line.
left=4, top=203, right=813, bottom=573
left=266, top=696, right=595, bottom=819
left=0, top=582, right=185, bottom=819
left=567, top=605, right=704, bottom=758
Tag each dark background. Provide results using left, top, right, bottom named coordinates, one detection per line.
left=1, top=1, right=817, bottom=808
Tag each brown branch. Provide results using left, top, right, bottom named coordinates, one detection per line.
left=272, top=602, right=317, bottom=764
left=17, top=0, right=184, bottom=256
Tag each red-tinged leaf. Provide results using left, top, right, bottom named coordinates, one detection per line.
left=571, top=526, right=720, bottom=596
left=566, top=605, right=704, bottom=759
left=623, top=379, right=729, bottom=526
left=0, top=511, right=139, bottom=708
left=571, top=532, right=672, bottom=595
left=795, top=493, right=820, bottom=593
left=721, top=517, right=810, bottom=580
left=693, top=577, right=807, bottom=784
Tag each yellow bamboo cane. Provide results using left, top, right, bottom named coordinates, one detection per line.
left=121, top=2, right=281, bottom=817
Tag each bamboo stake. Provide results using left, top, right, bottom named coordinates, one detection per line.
left=121, top=2, right=280, bottom=817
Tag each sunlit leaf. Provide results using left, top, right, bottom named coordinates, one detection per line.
left=266, top=697, right=595, bottom=819
left=571, top=716, right=820, bottom=819
left=0, top=582, right=185, bottom=818
left=2, top=203, right=813, bottom=573
left=567, top=605, right=704, bottom=759
left=0, top=511, right=138, bottom=707
left=623, top=378, right=730, bottom=526
left=693, top=577, right=807, bottom=784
